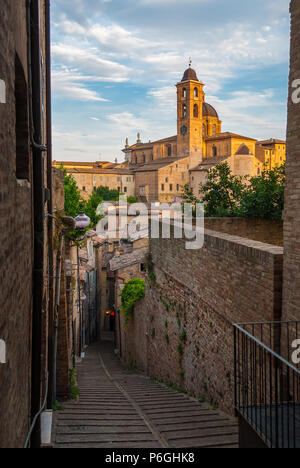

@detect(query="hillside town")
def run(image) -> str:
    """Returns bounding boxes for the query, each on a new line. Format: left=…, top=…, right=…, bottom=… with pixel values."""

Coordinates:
left=0, top=0, right=300, bottom=452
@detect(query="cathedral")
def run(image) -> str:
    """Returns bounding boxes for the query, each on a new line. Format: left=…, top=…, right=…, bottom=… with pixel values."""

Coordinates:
left=123, top=65, right=286, bottom=203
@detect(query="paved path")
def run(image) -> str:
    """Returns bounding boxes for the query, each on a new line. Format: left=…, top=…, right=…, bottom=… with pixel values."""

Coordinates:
left=52, top=338, right=238, bottom=449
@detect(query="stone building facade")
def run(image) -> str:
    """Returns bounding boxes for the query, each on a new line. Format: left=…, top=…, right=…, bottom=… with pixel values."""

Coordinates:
left=52, top=160, right=135, bottom=200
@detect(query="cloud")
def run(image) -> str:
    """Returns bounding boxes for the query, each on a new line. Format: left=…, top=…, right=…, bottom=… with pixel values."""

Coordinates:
left=52, top=43, right=130, bottom=81
left=51, top=0, right=290, bottom=160
left=52, top=69, right=109, bottom=102
left=107, top=112, right=151, bottom=132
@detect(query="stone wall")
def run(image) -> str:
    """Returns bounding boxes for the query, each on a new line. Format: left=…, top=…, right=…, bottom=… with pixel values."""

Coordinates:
left=282, top=0, right=300, bottom=323
left=120, top=229, right=283, bottom=415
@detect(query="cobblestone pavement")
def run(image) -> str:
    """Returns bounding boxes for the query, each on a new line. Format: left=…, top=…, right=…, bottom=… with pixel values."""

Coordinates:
left=52, top=337, right=238, bottom=448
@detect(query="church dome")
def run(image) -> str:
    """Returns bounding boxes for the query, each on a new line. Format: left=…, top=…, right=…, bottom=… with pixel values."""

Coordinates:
left=202, top=102, right=219, bottom=119
left=181, top=67, right=199, bottom=82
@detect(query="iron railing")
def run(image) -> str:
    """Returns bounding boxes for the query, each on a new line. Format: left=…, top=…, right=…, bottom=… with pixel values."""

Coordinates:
left=234, top=321, right=300, bottom=448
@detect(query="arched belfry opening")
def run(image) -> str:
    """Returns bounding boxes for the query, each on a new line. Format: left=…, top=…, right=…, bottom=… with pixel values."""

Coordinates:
left=194, top=104, right=199, bottom=118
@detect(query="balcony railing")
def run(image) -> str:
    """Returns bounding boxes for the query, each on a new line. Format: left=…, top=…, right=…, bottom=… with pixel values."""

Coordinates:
left=234, top=321, right=300, bottom=448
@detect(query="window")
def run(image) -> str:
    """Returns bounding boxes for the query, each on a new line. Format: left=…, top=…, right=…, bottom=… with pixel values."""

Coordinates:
left=182, top=88, right=187, bottom=98
left=177, top=184, right=180, bottom=192
left=93, top=186, right=97, bottom=191
left=165, top=177, right=169, bottom=183
left=118, top=187, right=121, bottom=192
left=117, top=177, right=121, bottom=182
left=124, top=187, right=127, bottom=193
left=181, top=173, right=185, bottom=181
left=193, top=104, right=199, bottom=118
left=183, top=105, right=187, bottom=119
left=15, top=54, right=30, bottom=180
left=203, top=124, right=206, bottom=137
left=194, top=87, right=198, bottom=98
left=82, top=175, right=86, bottom=182
left=167, top=145, right=172, bottom=157
left=100, top=176, right=103, bottom=181
left=82, top=186, right=86, bottom=192
left=106, top=177, right=110, bottom=182
left=161, top=184, right=165, bottom=191
left=170, top=184, right=173, bottom=191
left=212, top=145, right=217, bottom=157
left=212, top=124, right=217, bottom=135
left=257, top=168, right=261, bottom=175
left=140, top=263, right=147, bottom=273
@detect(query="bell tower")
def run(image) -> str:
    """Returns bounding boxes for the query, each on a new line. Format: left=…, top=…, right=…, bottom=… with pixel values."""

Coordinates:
left=176, top=63, right=205, bottom=167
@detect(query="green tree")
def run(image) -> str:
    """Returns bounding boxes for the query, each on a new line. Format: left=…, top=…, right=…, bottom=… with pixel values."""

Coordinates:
left=63, top=169, right=85, bottom=218
left=93, top=186, right=120, bottom=201
left=61, top=168, right=88, bottom=241
left=199, top=163, right=245, bottom=217
left=240, top=164, right=285, bottom=220
left=181, top=184, right=200, bottom=205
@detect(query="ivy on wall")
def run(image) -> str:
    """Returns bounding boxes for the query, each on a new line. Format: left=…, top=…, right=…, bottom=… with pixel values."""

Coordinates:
left=121, top=278, right=146, bottom=325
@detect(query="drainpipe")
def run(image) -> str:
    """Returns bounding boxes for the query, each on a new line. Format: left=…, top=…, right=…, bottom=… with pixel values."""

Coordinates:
left=77, top=247, right=82, bottom=356
left=52, top=235, right=64, bottom=404
left=45, top=0, right=55, bottom=410
left=27, top=0, right=47, bottom=448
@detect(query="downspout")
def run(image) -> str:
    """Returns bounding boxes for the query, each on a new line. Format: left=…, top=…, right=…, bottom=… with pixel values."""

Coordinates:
left=26, top=0, right=48, bottom=448
left=53, top=234, right=64, bottom=404
left=77, top=246, right=82, bottom=356
left=45, top=0, right=55, bottom=410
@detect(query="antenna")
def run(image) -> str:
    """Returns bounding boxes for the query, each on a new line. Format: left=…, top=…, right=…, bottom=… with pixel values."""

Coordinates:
left=189, top=57, right=192, bottom=68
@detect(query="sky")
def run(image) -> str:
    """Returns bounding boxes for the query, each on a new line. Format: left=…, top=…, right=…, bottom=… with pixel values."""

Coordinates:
left=51, top=0, right=291, bottom=163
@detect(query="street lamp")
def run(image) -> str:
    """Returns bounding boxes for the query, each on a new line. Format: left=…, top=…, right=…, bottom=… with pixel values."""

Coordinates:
left=75, top=212, right=91, bottom=230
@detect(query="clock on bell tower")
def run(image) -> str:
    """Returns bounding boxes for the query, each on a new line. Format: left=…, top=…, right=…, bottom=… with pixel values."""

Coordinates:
left=177, top=63, right=205, bottom=167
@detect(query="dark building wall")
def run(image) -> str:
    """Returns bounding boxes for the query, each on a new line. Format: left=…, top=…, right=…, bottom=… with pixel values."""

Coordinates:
left=282, top=0, right=300, bottom=323
left=0, top=0, right=52, bottom=448
left=0, top=0, right=34, bottom=448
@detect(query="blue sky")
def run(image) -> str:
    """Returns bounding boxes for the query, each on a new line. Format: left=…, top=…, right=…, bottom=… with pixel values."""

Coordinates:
left=51, top=0, right=291, bottom=162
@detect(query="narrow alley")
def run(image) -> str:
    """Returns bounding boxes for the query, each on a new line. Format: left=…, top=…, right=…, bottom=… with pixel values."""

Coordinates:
left=52, top=335, right=238, bottom=449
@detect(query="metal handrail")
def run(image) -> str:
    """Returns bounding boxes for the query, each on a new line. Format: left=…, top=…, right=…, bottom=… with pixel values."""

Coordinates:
left=234, top=321, right=300, bottom=448
left=234, top=323, right=300, bottom=377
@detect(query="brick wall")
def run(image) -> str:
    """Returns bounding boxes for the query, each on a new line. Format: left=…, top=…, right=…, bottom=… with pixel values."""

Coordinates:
left=120, top=228, right=283, bottom=414
left=0, top=0, right=34, bottom=448
left=0, top=0, right=52, bottom=447
left=203, top=218, right=283, bottom=246
left=282, top=0, right=300, bottom=323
